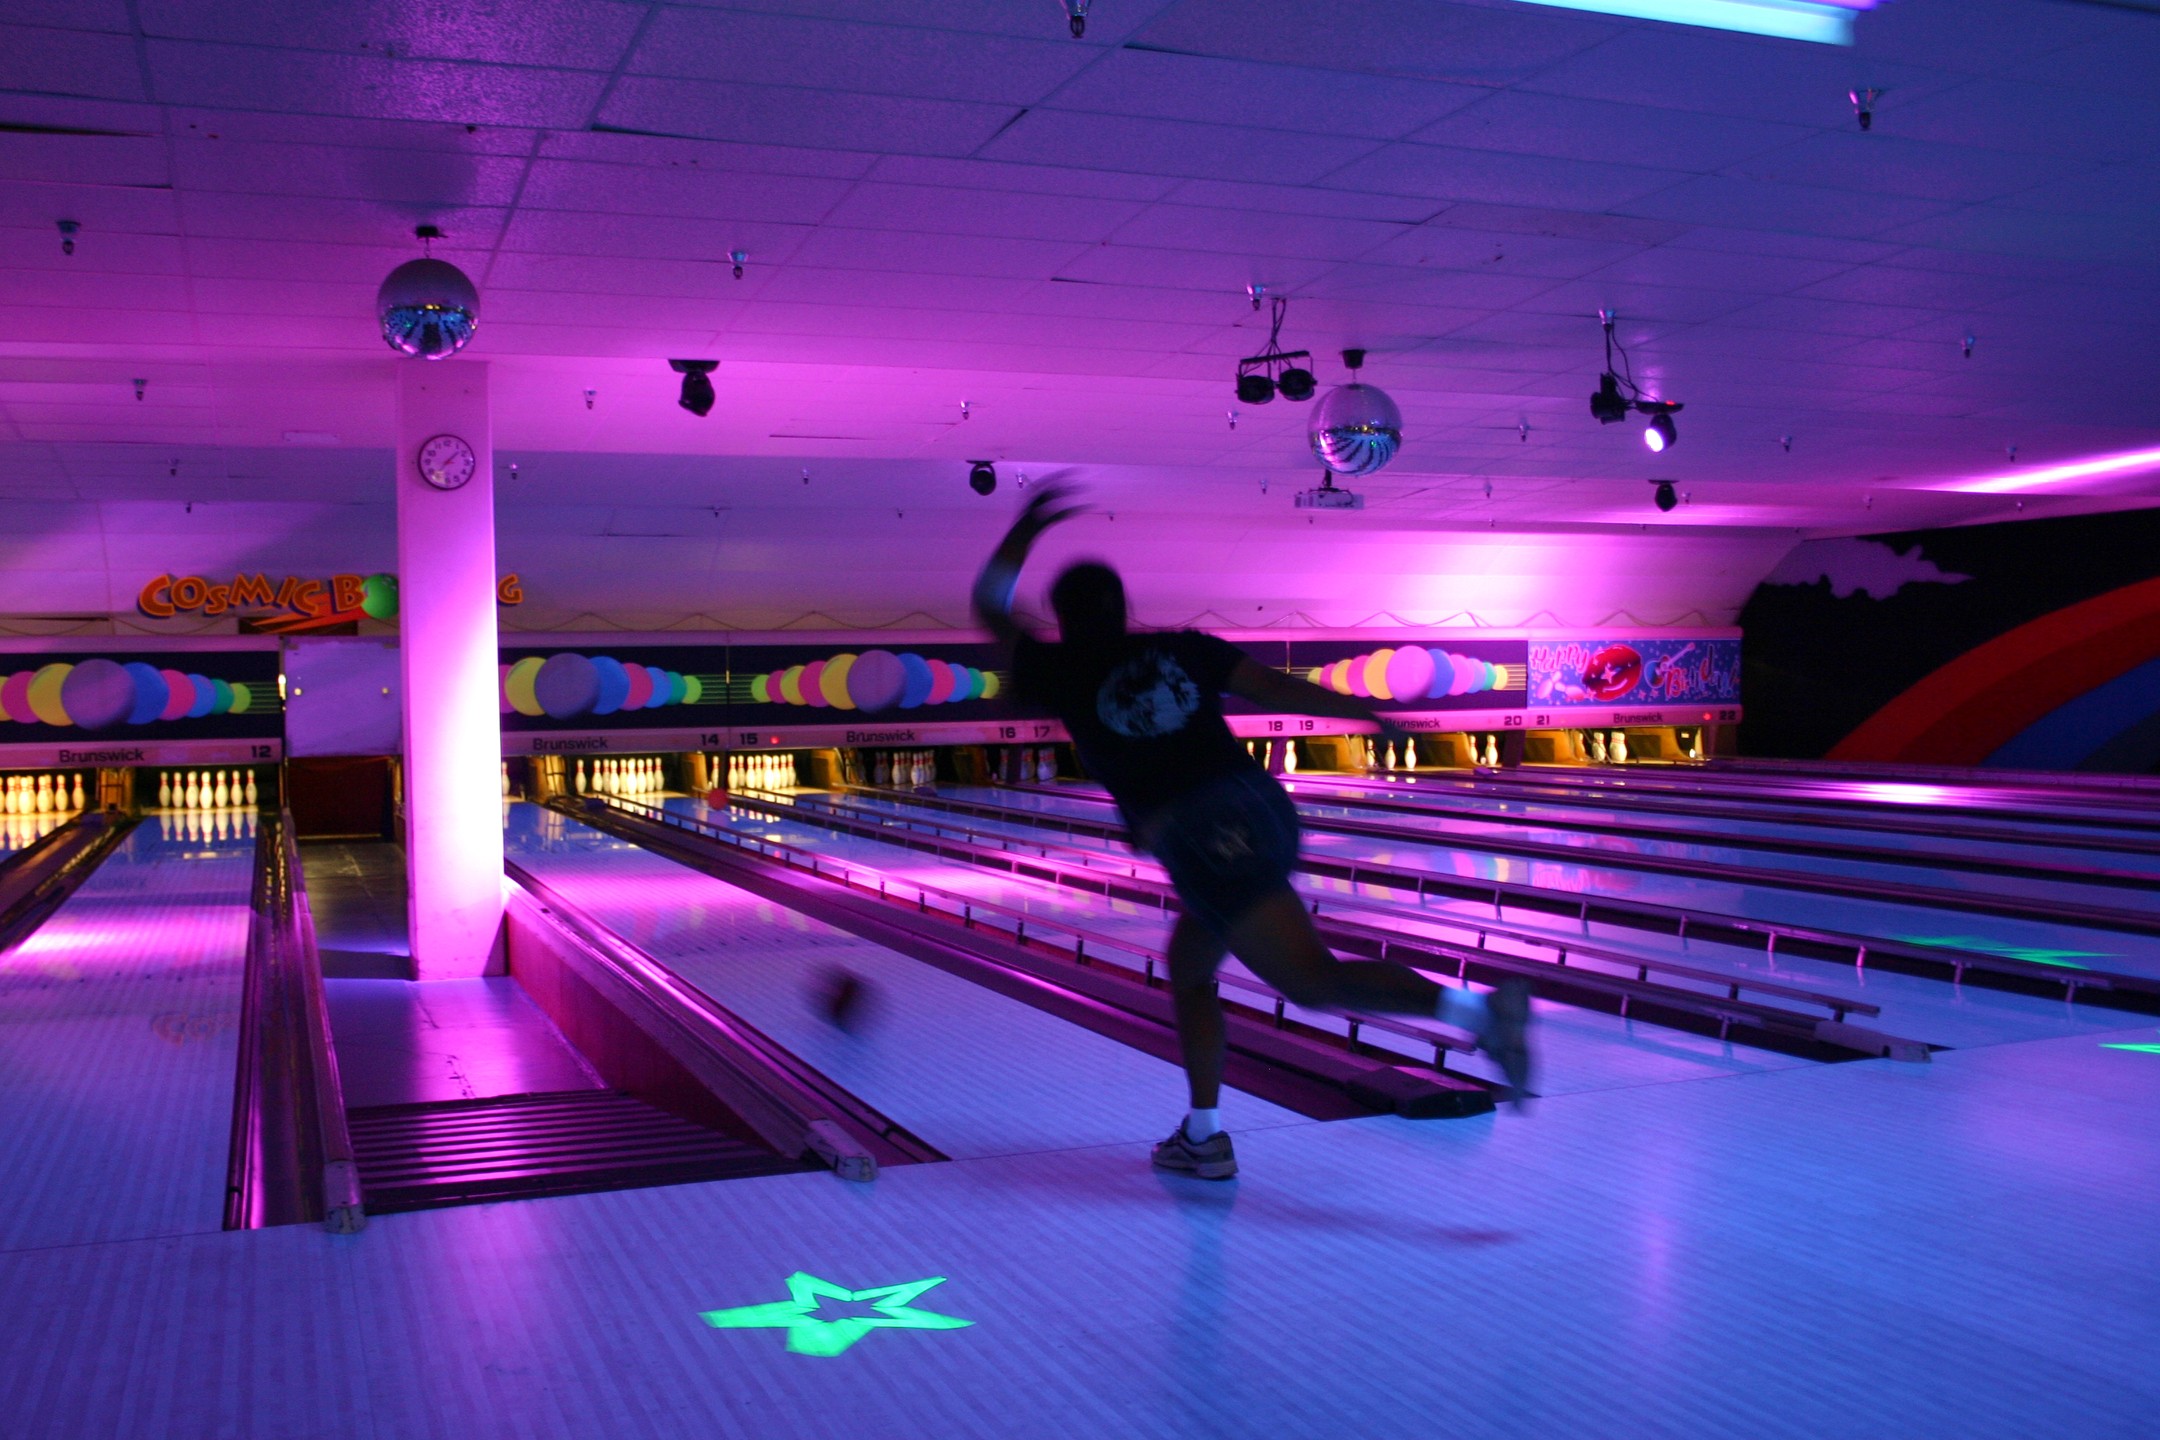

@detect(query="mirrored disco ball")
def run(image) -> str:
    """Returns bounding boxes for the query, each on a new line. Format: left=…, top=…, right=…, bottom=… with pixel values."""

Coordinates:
left=376, top=257, right=479, bottom=359
left=1308, top=382, right=1403, bottom=477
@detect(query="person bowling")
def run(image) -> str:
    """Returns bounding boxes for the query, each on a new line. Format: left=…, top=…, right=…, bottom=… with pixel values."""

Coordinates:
left=972, top=484, right=1533, bottom=1179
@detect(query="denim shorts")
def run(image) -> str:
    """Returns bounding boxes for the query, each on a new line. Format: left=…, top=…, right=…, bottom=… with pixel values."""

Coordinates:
left=1144, top=767, right=1301, bottom=936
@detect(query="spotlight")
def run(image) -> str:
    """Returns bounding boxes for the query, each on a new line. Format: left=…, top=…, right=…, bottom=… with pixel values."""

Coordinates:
left=1233, top=295, right=1315, bottom=406
left=1643, top=411, right=1678, bottom=452
left=969, top=460, right=997, bottom=496
left=1651, top=480, right=1678, bottom=512
left=1589, top=373, right=1628, bottom=425
left=670, top=359, right=718, bottom=417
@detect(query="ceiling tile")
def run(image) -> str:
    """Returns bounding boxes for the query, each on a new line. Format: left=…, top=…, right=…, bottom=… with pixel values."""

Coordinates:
left=1727, top=131, right=2083, bottom=204
left=137, top=0, right=645, bottom=70
left=979, top=109, right=1379, bottom=184
left=1412, top=89, right=1805, bottom=171
left=1047, top=46, right=1485, bottom=138
left=0, top=23, right=144, bottom=103
left=820, top=182, right=1147, bottom=242
left=1318, top=143, right=1685, bottom=210
left=145, top=41, right=607, bottom=128
left=598, top=75, right=1017, bottom=156
left=630, top=9, right=1093, bottom=105
left=1131, top=0, right=1615, bottom=85
left=1106, top=203, right=1412, bottom=261
left=1612, top=176, right=1957, bottom=240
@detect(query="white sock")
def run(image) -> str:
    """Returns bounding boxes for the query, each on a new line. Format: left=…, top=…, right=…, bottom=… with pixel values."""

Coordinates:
left=1183, top=1108, right=1222, bottom=1142
left=1436, top=986, right=1489, bottom=1033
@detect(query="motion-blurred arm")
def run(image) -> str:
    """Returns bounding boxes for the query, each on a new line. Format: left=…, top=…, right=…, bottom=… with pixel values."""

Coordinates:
left=970, top=483, right=1084, bottom=648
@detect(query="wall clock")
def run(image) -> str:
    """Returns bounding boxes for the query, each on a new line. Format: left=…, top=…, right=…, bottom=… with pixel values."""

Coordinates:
left=417, top=433, right=477, bottom=491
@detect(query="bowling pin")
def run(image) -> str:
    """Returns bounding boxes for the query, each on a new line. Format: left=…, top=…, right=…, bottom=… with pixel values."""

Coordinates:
left=71, top=773, right=86, bottom=812
left=212, top=771, right=228, bottom=808
left=1385, top=742, right=1398, bottom=771
left=1611, top=731, right=1628, bottom=763
left=245, top=770, right=259, bottom=807
left=158, top=771, right=172, bottom=808
left=1284, top=742, right=1298, bottom=774
left=1405, top=737, right=1419, bottom=770
left=36, top=774, right=52, bottom=814
left=1590, top=732, right=1607, bottom=764
left=1038, top=748, right=1054, bottom=783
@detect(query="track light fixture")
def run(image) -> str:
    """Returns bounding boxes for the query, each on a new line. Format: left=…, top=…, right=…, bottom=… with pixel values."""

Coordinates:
left=1061, top=0, right=1090, bottom=37
left=968, top=460, right=997, bottom=496
left=1651, top=479, right=1678, bottom=513
left=1588, top=312, right=1682, bottom=452
left=670, top=359, right=718, bottom=417
left=1642, top=409, right=1678, bottom=453
left=1234, top=295, right=1315, bottom=407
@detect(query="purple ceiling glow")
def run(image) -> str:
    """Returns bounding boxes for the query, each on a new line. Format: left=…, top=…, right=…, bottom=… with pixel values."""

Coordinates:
left=0, top=0, right=2155, bottom=632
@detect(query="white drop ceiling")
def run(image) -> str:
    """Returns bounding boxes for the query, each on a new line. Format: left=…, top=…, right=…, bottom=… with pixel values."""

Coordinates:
left=1, top=0, right=2157, bottom=629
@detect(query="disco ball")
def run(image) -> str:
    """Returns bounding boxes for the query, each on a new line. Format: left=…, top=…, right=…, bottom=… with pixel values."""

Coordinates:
left=376, top=257, right=479, bottom=359
left=1308, top=382, right=1402, bottom=477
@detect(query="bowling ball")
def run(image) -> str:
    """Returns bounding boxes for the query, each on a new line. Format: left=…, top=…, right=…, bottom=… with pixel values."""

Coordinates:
left=360, top=573, right=399, bottom=621
left=815, top=967, right=874, bottom=1032
left=60, top=658, right=132, bottom=730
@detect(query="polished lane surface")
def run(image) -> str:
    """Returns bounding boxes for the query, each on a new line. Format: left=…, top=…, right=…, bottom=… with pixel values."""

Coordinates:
left=0, top=813, right=256, bottom=1251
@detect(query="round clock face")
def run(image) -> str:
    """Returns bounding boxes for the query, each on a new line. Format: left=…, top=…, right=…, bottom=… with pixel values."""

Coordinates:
left=417, top=433, right=477, bottom=491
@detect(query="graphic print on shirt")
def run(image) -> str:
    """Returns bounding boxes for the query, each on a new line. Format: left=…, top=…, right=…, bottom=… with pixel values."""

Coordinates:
left=1097, top=649, right=1202, bottom=738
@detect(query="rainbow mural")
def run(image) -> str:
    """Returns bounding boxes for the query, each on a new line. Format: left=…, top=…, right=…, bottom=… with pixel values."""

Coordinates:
left=0, top=659, right=267, bottom=731
left=1306, top=646, right=1519, bottom=703
left=501, top=653, right=710, bottom=720
left=1833, top=575, right=2160, bottom=769
left=750, top=650, right=1002, bottom=712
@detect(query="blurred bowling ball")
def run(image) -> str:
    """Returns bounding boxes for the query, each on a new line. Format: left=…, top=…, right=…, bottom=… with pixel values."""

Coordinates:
left=816, top=967, right=873, bottom=1032
left=704, top=787, right=729, bottom=808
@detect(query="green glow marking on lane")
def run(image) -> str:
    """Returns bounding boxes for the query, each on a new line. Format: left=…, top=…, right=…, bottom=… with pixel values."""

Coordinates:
left=699, top=1272, right=973, bottom=1356
left=1892, top=935, right=2108, bottom=969
left=2102, top=1043, right=2160, bottom=1054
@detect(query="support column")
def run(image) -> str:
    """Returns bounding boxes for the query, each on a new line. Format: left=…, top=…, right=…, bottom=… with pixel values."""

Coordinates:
left=394, top=362, right=503, bottom=980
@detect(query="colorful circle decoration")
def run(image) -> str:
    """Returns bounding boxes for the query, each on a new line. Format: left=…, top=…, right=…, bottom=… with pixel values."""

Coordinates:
left=509, top=653, right=706, bottom=722
left=0, top=659, right=257, bottom=731
left=751, top=651, right=1005, bottom=715
left=1310, top=647, right=1515, bottom=704
left=360, top=572, right=399, bottom=622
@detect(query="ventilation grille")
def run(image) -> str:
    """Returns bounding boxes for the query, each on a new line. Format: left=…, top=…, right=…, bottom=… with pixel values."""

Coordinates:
left=348, top=1089, right=804, bottom=1213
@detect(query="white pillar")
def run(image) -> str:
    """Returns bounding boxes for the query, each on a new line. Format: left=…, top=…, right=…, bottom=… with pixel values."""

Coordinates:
left=395, top=361, right=503, bottom=979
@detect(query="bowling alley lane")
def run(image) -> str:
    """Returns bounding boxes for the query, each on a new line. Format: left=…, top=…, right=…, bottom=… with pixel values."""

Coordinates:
left=0, top=814, right=257, bottom=1252
left=935, top=784, right=2160, bottom=985
left=774, top=788, right=2140, bottom=1052
left=501, top=803, right=1306, bottom=1159
left=656, top=796, right=1823, bottom=1098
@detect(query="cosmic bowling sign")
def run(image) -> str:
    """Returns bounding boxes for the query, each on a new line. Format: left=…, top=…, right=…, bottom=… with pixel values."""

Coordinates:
left=138, top=570, right=523, bottom=633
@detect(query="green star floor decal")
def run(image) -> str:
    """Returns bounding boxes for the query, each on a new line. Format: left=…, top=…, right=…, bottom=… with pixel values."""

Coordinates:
left=699, top=1272, right=973, bottom=1356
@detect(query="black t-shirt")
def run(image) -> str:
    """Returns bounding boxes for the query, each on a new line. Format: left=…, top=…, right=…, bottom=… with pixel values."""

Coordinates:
left=1012, top=629, right=1257, bottom=825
